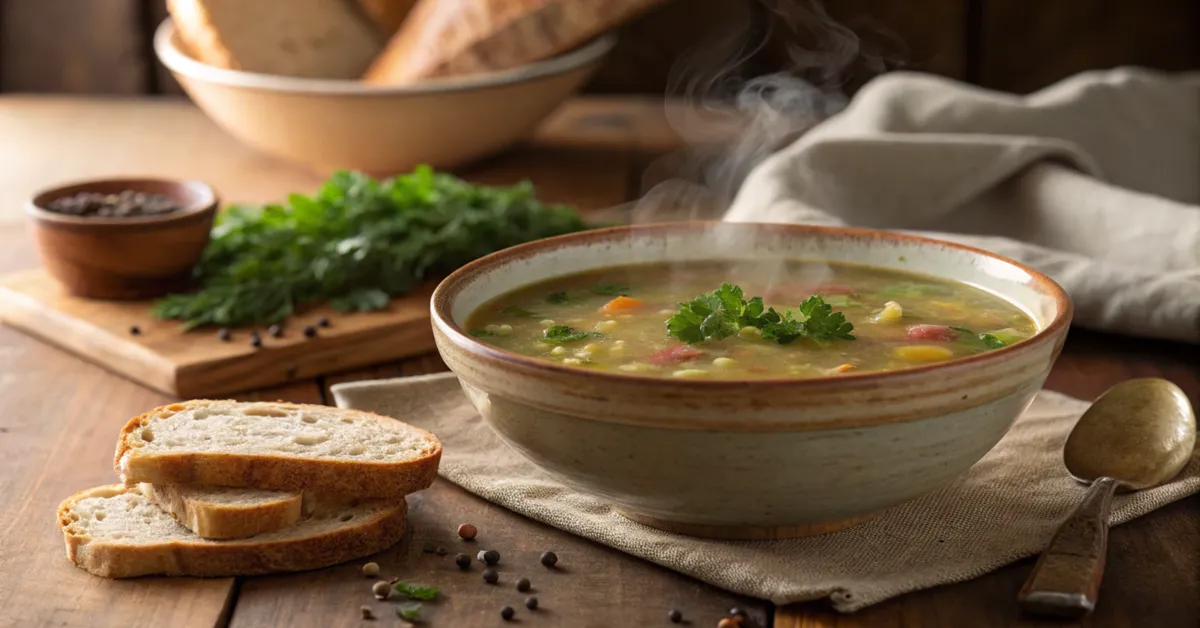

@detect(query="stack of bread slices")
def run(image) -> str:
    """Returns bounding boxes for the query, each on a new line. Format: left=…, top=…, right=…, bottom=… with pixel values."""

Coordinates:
left=57, top=400, right=442, bottom=578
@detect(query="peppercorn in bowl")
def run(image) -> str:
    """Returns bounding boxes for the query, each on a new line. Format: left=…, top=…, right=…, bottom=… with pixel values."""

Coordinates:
left=26, top=177, right=218, bottom=299
left=431, top=222, right=1072, bottom=539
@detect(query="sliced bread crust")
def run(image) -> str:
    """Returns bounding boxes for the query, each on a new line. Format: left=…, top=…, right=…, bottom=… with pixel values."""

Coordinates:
left=58, top=485, right=406, bottom=578
left=114, top=400, right=441, bottom=500
left=140, top=483, right=303, bottom=540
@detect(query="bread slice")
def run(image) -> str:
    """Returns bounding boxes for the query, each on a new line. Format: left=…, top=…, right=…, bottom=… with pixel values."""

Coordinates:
left=115, top=400, right=441, bottom=500
left=168, top=0, right=383, bottom=79
left=364, top=0, right=667, bottom=84
left=140, top=483, right=303, bottom=540
left=58, top=485, right=406, bottom=578
left=351, top=0, right=419, bottom=37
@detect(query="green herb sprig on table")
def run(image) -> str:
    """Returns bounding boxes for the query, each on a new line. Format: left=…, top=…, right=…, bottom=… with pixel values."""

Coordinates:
left=666, top=283, right=856, bottom=345
left=153, top=167, right=589, bottom=330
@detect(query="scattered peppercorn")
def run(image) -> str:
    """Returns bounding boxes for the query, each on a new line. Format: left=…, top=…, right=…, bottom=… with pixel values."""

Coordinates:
left=250, top=332, right=262, bottom=348
left=524, top=596, right=538, bottom=610
left=217, top=328, right=231, bottom=342
left=668, top=609, right=683, bottom=623
left=539, top=551, right=558, bottom=568
left=371, top=581, right=391, bottom=600
left=482, top=568, right=499, bottom=584
left=361, top=562, right=380, bottom=577
left=729, top=607, right=746, bottom=618
left=303, top=325, right=317, bottom=338
left=435, top=546, right=448, bottom=556
left=516, top=577, right=531, bottom=593
left=45, top=190, right=183, bottom=218
left=457, top=523, right=478, bottom=540
left=500, top=606, right=515, bottom=621
left=129, top=325, right=141, bottom=335
left=718, top=617, right=742, bottom=628
left=317, top=317, right=331, bottom=328
left=455, top=553, right=471, bottom=570
left=268, top=324, right=282, bottom=338
left=483, top=549, right=500, bottom=565
left=359, top=605, right=373, bottom=620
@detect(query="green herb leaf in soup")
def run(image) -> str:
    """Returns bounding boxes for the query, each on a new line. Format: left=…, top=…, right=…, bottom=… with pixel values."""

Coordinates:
left=546, top=291, right=570, bottom=304
left=543, top=325, right=601, bottom=344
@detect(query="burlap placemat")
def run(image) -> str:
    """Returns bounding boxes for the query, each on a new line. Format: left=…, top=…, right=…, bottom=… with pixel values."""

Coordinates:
left=333, top=372, right=1200, bottom=612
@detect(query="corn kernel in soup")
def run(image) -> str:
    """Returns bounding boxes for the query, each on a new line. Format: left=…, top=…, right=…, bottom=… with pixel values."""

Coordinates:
left=465, top=261, right=1036, bottom=379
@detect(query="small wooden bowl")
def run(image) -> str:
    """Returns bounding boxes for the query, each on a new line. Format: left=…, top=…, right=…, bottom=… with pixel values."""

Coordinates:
left=25, top=178, right=218, bottom=300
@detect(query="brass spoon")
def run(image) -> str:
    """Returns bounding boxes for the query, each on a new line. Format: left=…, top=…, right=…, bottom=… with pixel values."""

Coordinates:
left=1017, top=378, right=1196, bottom=618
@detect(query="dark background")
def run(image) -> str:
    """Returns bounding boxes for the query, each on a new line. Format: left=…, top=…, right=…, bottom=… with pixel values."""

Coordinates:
left=1, top=0, right=1197, bottom=96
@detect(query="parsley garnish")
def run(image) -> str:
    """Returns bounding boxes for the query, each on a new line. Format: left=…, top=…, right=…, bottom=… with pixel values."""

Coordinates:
left=543, top=325, right=600, bottom=344
left=397, top=602, right=422, bottom=620
left=666, top=283, right=855, bottom=345
left=951, top=326, right=1006, bottom=349
left=153, top=167, right=589, bottom=330
left=499, top=306, right=536, bottom=317
left=393, top=582, right=438, bottom=601
left=589, top=283, right=631, bottom=297
left=546, top=291, right=570, bottom=304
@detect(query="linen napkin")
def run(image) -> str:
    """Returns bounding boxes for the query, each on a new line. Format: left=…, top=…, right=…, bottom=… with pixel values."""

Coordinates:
left=725, top=67, right=1200, bottom=343
left=333, top=372, right=1200, bottom=611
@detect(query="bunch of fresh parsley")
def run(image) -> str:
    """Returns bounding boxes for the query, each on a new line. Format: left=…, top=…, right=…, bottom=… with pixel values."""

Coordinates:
left=153, top=167, right=589, bottom=329
left=666, top=283, right=855, bottom=345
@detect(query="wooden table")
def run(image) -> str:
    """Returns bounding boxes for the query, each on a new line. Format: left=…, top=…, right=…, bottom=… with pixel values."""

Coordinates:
left=0, top=97, right=1196, bottom=628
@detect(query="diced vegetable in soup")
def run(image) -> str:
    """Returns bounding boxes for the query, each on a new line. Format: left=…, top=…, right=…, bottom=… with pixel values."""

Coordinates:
left=465, top=261, right=1037, bottom=379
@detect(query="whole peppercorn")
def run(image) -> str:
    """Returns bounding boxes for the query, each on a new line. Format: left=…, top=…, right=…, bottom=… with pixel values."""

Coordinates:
left=524, top=596, right=538, bottom=610
left=729, top=607, right=746, bottom=618
left=500, top=606, right=515, bottom=621
left=455, top=553, right=471, bottom=570
left=539, top=551, right=558, bottom=568
left=361, top=562, right=380, bottom=577
left=303, top=325, right=317, bottom=339
left=435, top=546, right=448, bottom=556
left=217, top=328, right=231, bottom=342
left=371, top=581, right=391, bottom=600
left=317, top=317, right=331, bottom=328
left=457, top=523, right=477, bottom=540
left=482, top=568, right=499, bottom=584
left=668, top=609, right=683, bottom=623
left=482, top=549, right=500, bottom=565
left=359, top=605, right=373, bottom=620
left=129, top=325, right=141, bottom=336
left=267, top=324, right=282, bottom=338
left=516, top=577, right=531, bottom=592
left=250, top=332, right=262, bottom=348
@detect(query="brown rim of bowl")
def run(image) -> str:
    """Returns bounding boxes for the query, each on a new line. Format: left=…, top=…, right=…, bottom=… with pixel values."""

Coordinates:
left=154, top=18, right=617, bottom=96
left=26, top=177, right=218, bottom=228
left=431, top=221, right=1073, bottom=391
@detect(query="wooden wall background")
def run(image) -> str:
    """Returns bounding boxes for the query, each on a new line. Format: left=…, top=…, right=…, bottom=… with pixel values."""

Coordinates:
left=0, top=0, right=1196, bottom=97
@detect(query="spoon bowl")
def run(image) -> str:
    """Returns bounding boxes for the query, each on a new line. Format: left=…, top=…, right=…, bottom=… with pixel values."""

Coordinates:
left=1064, top=378, right=1196, bottom=489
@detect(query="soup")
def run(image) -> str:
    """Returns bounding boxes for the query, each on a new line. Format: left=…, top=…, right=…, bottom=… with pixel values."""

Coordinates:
left=464, top=260, right=1036, bottom=379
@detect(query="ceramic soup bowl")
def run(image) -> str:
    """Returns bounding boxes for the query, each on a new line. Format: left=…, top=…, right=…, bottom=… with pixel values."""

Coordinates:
left=431, top=222, right=1072, bottom=539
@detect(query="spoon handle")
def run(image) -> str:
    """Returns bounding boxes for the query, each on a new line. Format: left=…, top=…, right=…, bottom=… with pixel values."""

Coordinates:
left=1017, top=476, right=1118, bottom=618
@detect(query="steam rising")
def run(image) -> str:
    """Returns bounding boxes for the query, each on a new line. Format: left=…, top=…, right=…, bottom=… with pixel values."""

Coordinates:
left=629, top=0, right=900, bottom=223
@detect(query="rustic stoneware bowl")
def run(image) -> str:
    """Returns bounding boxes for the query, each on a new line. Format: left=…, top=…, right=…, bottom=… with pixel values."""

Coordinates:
left=154, top=19, right=615, bottom=175
left=26, top=178, right=217, bottom=300
left=431, top=222, right=1073, bottom=539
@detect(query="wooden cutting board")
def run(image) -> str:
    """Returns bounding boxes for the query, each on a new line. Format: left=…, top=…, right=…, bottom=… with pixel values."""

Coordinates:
left=0, top=269, right=438, bottom=396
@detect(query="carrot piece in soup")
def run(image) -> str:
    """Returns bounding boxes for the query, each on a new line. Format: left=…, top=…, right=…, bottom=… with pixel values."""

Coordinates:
left=601, top=296, right=645, bottom=313
left=647, top=345, right=705, bottom=365
left=834, top=363, right=856, bottom=372
left=906, top=324, right=958, bottom=341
